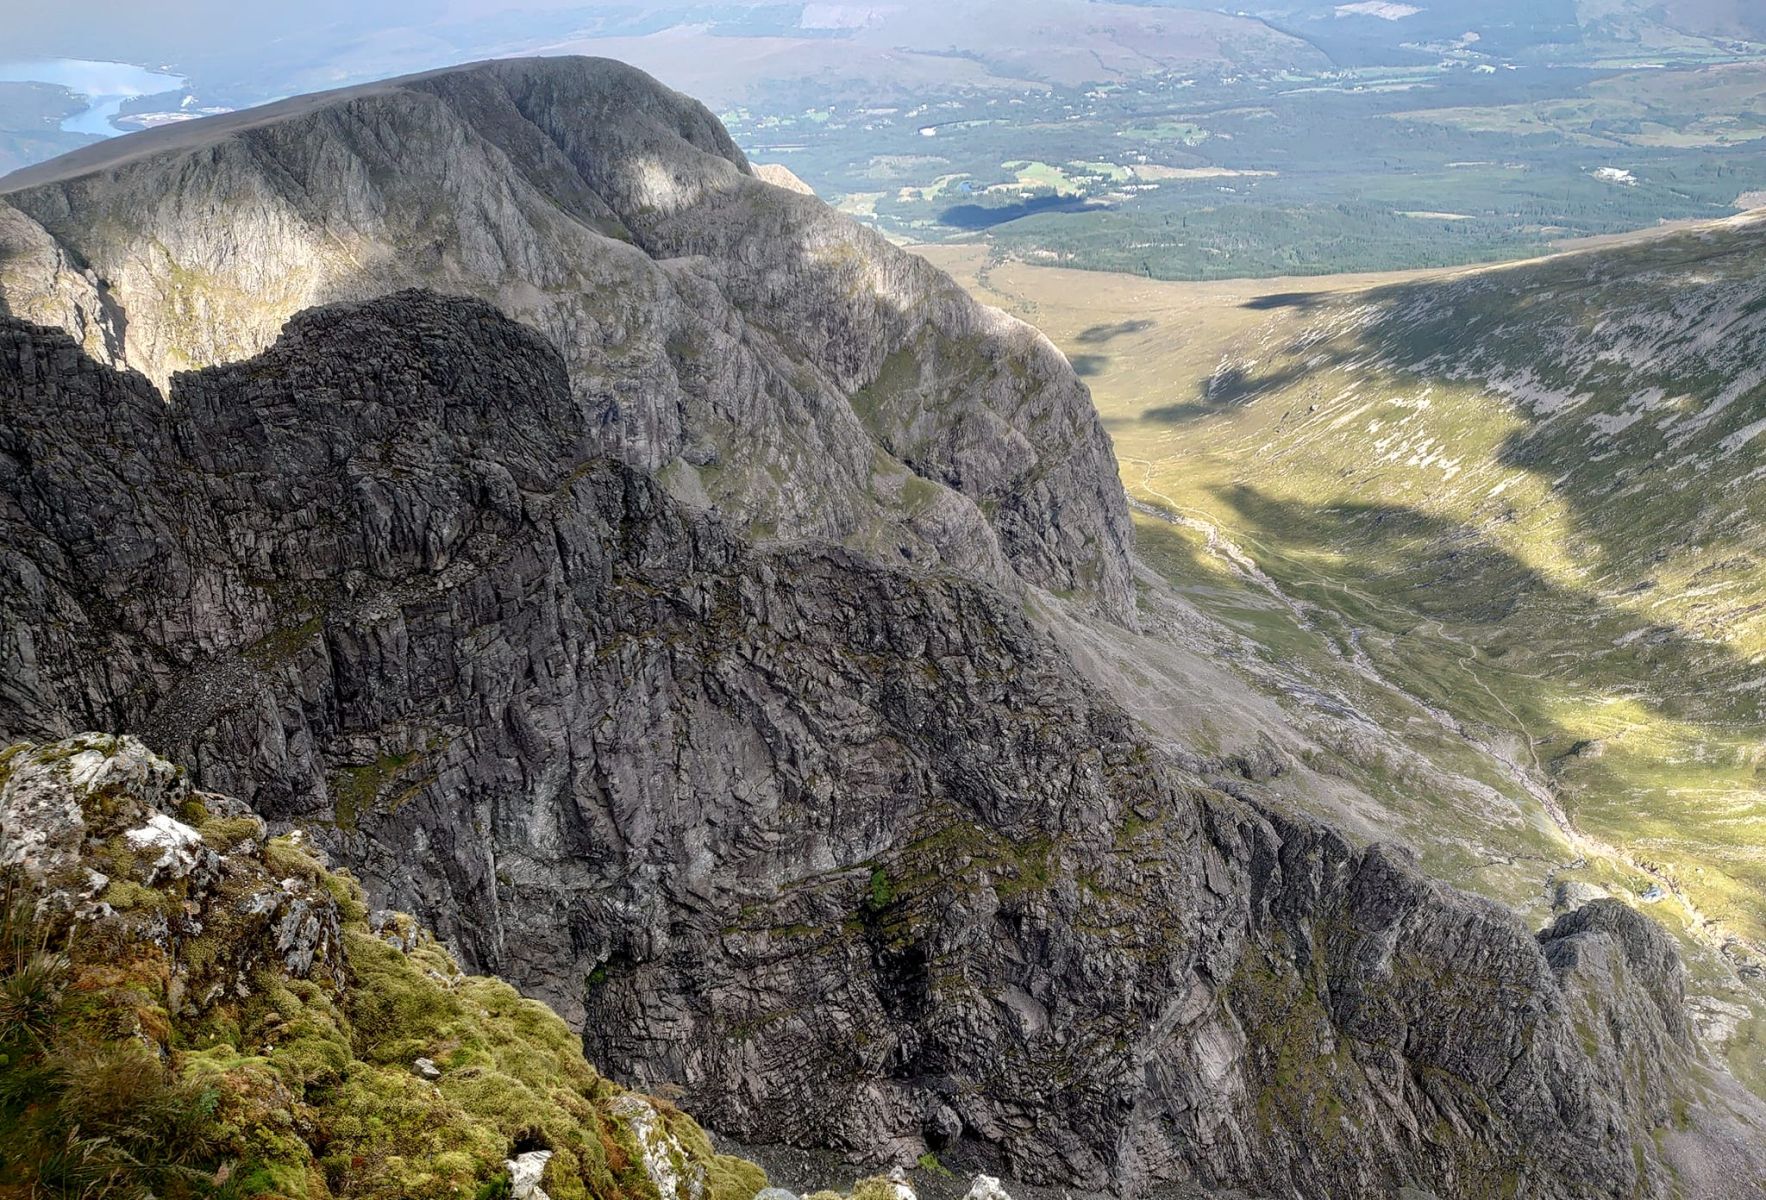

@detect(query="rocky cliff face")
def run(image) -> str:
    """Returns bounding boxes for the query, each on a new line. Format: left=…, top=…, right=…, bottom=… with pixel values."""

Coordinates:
left=3, top=293, right=1762, bottom=1198
left=0, top=56, right=1133, bottom=621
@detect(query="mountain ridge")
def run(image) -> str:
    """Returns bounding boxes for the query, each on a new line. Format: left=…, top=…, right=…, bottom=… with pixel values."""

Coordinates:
left=4, top=279, right=1765, bottom=1197
left=0, top=54, right=1135, bottom=624
left=916, top=202, right=1766, bottom=1102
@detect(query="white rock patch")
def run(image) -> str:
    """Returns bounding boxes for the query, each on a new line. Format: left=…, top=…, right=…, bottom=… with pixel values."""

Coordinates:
left=124, top=811, right=202, bottom=853
left=964, top=1176, right=1014, bottom=1200
left=611, top=1095, right=706, bottom=1200
left=124, top=812, right=205, bottom=880
left=506, top=1149, right=553, bottom=1200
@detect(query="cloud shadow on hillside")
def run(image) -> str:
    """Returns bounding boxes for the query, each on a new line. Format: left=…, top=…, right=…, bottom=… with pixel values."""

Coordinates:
left=1142, top=361, right=1312, bottom=424
left=1242, top=291, right=1330, bottom=311
left=937, top=194, right=1103, bottom=231
left=1196, top=469, right=1764, bottom=732
left=1076, top=318, right=1155, bottom=344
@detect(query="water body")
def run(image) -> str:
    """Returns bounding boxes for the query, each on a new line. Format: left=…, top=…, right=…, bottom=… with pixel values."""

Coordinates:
left=0, top=59, right=186, bottom=136
left=937, top=194, right=1102, bottom=231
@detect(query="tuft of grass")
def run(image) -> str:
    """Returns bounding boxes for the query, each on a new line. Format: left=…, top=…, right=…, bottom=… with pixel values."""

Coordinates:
left=867, top=867, right=896, bottom=911
left=1, top=877, right=229, bottom=1200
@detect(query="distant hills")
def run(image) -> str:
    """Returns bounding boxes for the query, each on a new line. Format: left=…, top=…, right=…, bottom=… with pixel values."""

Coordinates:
left=8, top=1, right=1766, bottom=277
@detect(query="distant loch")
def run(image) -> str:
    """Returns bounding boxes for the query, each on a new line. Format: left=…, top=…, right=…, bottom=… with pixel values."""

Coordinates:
left=0, top=58, right=185, bottom=136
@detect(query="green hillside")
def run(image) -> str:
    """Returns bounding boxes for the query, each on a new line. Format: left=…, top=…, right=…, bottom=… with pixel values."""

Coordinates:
left=1116, top=214, right=1766, bottom=1088
left=925, top=212, right=1766, bottom=1097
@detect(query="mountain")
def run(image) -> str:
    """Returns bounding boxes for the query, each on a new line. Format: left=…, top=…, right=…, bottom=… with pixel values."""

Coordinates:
left=3, top=54, right=1766, bottom=1199
left=0, top=56, right=1133, bottom=623
left=529, top=3, right=1330, bottom=107
left=1575, top=0, right=1766, bottom=50
left=1214, top=0, right=1766, bottom=67
left=2, top=3, right=1330, bottom=117
left=6, top=283, right=1763, bottom=1198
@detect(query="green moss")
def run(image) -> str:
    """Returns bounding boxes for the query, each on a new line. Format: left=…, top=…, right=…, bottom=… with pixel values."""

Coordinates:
left=995, top=836, right=1057, bottom=898
left=476, top=1174, right=515, bottom=1200
left=102, top=876, right=169, bottom=913
left=199, top=813, right=265, bottom=853
left=851, top=345, right=922, bottom=438
left=330, top=750, right=423, bottom=832
left=261, top=833, right=330, bottom=885
left=849, top=1177, right=905, bottom=1200
left=320, top=867, right=371, bottom=924
left=245, top=615, right=323, bottom=669
left=661, top=1104, right=767, bottom=1200
left=915, top=1151, right=953, bottom=1178
left=1, top=735, right=771, bottom=1200
left=868, top=867, right=896, bottom=911
left=900, top=475, right=942, bottom=516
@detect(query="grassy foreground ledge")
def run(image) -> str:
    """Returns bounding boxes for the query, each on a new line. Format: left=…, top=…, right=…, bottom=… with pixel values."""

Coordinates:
left=0, top=734, right=767, bottom=1200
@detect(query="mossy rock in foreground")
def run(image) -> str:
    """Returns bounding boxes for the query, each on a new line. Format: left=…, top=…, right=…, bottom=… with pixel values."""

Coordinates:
left=0, top=733, right=767, bottom=1200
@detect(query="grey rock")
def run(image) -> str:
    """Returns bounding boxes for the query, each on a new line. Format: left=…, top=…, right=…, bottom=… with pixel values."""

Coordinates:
left=0, top=295, right=1760, bottom=1198
left=923, top=1100, right=963, bottom=1149
left=506, top=1149, right=554, bottom=1200
left=753, top=164, right=816, bottom=196
left=122, top=812, right=206, bottom=884
left=1552, top=880, right=1609, bottom=911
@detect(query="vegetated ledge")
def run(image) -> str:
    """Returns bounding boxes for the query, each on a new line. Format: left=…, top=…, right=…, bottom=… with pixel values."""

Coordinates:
left=0, top=732, right=768, bottom=1200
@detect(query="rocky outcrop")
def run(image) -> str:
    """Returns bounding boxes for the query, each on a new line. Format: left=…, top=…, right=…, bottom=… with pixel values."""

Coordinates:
left=0, top=56, right=1133, bottom=620
left=753, top=164, right=816, bottom=196
left=2, top=295, right=1761, bottom=1198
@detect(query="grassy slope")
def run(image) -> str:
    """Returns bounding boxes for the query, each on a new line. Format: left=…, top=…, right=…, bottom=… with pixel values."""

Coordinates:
left=920, top=218, right=1766, bottom=1095
left=0, top=735, right=768, bottom=1200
